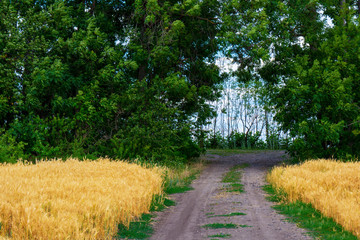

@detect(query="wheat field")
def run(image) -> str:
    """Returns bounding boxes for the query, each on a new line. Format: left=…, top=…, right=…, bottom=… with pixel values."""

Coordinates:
left=267, top=159, right=360, bottom=238
left=0, top=158, right=163, bottom=239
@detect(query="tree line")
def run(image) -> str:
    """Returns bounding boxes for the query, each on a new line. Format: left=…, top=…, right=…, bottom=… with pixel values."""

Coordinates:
left=204, top=77, right=287, bottom=150
left=1, top=0, right=359, bottom=163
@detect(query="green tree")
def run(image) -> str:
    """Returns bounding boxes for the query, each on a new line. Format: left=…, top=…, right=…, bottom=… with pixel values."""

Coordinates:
left=0, top=0, right=224, bottom=163
left=259, top=0, right=360, bottom=160
left=220, top=0, right=360, bottom=160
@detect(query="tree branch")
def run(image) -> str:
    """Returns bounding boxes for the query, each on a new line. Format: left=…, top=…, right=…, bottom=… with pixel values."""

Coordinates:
left=178, top=14, right=218, bottom=25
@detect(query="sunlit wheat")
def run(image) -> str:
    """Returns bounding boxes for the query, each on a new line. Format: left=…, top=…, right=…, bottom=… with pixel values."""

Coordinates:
left=0, top=158, right=163, bottom=239
left=267, top=159, right=360, bottom=238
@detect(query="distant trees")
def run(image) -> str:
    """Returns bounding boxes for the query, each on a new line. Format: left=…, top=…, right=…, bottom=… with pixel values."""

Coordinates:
left=205, top=78, right=287, bottom=150
left=203, top=0, right=288, bottom=150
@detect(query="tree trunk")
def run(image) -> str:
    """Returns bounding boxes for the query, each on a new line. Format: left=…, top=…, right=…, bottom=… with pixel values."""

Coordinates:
left=213, top=106, right=217, bottom=138
left=341, top=0, right=347, bottom=26
left=138, top=65, right=147, bottom=81
left=308, top=5, right=318, bottom=54
left=227, top=91, right=230, bottom=139
left=265, top=109, right=269, bottom=148
left=199, top=125, right=204, bottom=150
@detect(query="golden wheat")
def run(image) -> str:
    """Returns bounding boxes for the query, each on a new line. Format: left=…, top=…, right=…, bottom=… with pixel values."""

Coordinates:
left=267, top=159, right=360, bottom=238
left=0, top=158, right=163, bottom=239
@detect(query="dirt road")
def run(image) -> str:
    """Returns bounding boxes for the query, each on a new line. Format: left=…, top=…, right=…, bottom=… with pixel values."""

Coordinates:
left=151, top=151, right=313, bottom=240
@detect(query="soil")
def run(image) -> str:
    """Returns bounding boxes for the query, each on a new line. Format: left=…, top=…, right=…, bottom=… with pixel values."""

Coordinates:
left=151, top=151, right=313, bottom=240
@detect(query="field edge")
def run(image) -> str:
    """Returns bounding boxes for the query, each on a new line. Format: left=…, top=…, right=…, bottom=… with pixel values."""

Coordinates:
left=262, top=184, right=358, bottom=240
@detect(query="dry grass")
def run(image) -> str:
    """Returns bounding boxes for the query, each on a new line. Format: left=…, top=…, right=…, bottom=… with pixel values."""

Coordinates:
left=267, top=159, right=360, bottom=238
left=0, top=158, right=163, bottom=239
left=163, top=161, right=204, bottom=182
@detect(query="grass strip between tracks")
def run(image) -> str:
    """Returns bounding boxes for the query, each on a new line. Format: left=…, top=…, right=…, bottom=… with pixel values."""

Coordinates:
left=222, top=163, right=249, bottom=193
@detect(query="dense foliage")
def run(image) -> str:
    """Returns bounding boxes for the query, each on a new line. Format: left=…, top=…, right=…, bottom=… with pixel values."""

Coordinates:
left=269, top=0, right=360, bottom=160
left=223, top=0, right=360, bottom=160
left=0, top=0, right=222, bottom=163
left=1, top=0, right=359, bottom=163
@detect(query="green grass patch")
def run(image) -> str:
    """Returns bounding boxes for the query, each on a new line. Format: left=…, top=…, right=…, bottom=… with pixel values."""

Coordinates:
left=226, top=183, right=244, bottom=193
left=165, top=185, right=194, bottom=194
left=221, top=164, right=248, bottom=193
left=117, top=213, right=153, bottom=239
left=222, top=164, right=248, bottom=183
left=222, top=169, right=241, bottom=183
left=239, top=224, right=252, bottom=228
left=263, top=184, right=357, bottom=240
left=262, top=185, right=287, bottom=202
left=118, top=195, right=175, bottom=239
left=161, top=198, right=176, bottom=208
left=209, top=212, right=246, bottom=218
left=206, top=212, right=215, bottom=216
left=208, top=233, right=231, bottom=238
left=202, top=223, right=238, bottom=229
left=164, top=165, right=201, bottom=194
left=149, top=195, right=176, bottom=212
